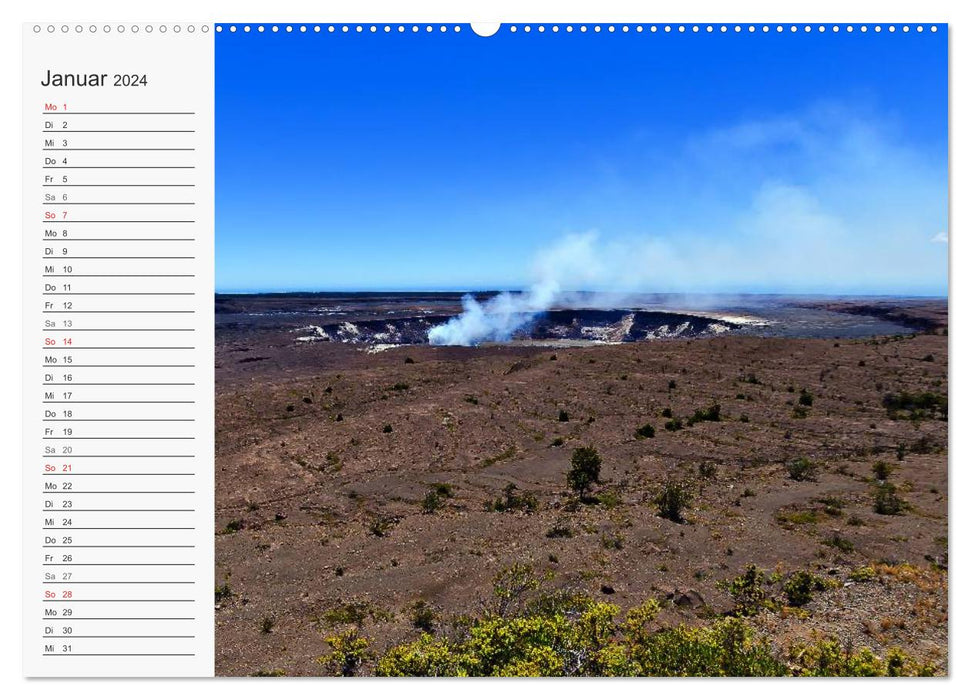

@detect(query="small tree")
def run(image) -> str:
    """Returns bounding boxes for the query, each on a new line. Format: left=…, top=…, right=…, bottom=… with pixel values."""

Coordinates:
left=874, top=482, right=907, bottom=515
left=567, top=446, right=602, bottom=499
left=655, top=480, right=692, bottom=523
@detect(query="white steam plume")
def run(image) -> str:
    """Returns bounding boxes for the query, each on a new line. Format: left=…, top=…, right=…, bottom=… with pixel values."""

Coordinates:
left=427, top=233, right=602, bottom=346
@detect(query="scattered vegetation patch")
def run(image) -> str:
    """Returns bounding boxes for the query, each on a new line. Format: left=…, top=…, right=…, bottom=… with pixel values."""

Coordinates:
left=786, top=457, right=818, bottom=482
left=596, top=488, right=622, bottom=509
left=822, top=533, right=855, bottom=553
left=600, top=532, right=624, bottom=550
left=882, top=391, right=947, bottom=421
left=220, top=519, right=244, bottom=535
left=487, top=482, right=539, bottom=514
left=698, top=463, right=718, bottom=480
left=849, top=566, right=877, bottom=583
left=369, top=564, right=927, bottom=677
left=317, top=600, right=393, bottom=627
left=483, top=445, right=517, bottom=467
left=634, top=423, right=656, bottom=439
left=687, top=403, right=721, bottom=426
left=776, top=508, right=819, bottom=528
left=422, top=483, right=455, bottom=514
left=369, top=516, right=399, bottom=537
left=664, top=417, right=684, bottom=432
left=545, top=522, right=574, bottom=539
left=817, top=496, right=844, bottom=517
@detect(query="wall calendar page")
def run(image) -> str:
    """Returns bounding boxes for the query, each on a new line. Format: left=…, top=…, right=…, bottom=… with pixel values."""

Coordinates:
left=18, top=10, right=952, bottom=686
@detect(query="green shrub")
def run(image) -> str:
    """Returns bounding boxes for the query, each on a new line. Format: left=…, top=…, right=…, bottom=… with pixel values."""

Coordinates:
left=882, top=391, right=947, bottom=420
left=567, top=447, right=602, bottom=499
left=409, top=600, right=437, bottom=632
left=634, top=423, right=655, bottom=439
left=361, top=565, right=935, bottom=677
left=422, top=490, right=447, bottom=513
left=664, top=418, right=683, bottom=432
left=849, top=566, right=876, bottom=582
left=431, top=482, right=454, bottom=497
left=872, top=461, right=895, bottom=481
left=776, top=509, right=818, bottom=527
left=874, top=482, right=907, bottom=515
left=596, top=489, right=622, bottom=509
left=221, top=519, right=243, bottom=534
left=687, top=403, right=721, bottom=426
left=654, top=480, right=692, bottom=523
left=798, top=389, right=814, bottom=406
left=726, top=565, right=768, bottom=617
left=698, top=463, right=718, bottom=480
left=783, top=571, right=826, bottom=607
left=818, top=496, right=844, bottom=517
left=488, top=483, right=539, bottom=513
left=822, top=533, right=854, bottom=553
left=369, top=516, right=397, bottom=537
left=545, top=523, right=573, bottom=539
left=788, top=640, right=935, bottom=677
left=558, top=409, right=570, bottom=422
left=374, top=592, right=790, bottom=677
left=214, top=582, right=233, bottom=604
left=318, top=629, right=371, bottom=676
left=600, top=533, right=624, bottom=550
left=786, top=458, right=818, bottom=482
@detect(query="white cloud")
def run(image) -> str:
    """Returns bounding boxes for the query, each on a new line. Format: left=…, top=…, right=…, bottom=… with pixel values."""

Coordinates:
left=931, top=231, right=948, bottom=244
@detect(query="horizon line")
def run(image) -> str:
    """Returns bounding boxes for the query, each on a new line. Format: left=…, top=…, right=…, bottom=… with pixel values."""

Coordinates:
left=214, top=288, right=948, bottom=299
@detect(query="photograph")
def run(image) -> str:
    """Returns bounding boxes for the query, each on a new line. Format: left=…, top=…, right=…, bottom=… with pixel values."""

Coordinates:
left=212, top=24, right=948, bottom=676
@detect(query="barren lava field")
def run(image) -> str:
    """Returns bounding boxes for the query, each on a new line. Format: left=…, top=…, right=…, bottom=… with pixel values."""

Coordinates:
left=214, top=297, right=948, bottom=676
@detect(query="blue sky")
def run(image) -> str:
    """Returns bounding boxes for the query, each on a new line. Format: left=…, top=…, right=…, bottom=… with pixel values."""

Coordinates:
left=216, top=25, right=948, bottom=294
